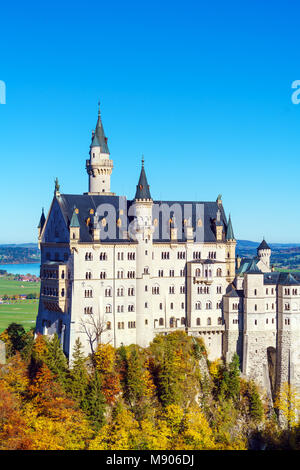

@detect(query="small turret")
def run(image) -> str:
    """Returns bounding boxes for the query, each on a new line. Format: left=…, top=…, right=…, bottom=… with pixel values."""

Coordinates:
left=86, top=102, right=114, bottom=195
left=257, top=238, right=271, bottom=271
left=135, top=158, right=152, bottom=201
left=70, top=207, right=80, bottom=243
left=38, top=208, right=46, bottom=248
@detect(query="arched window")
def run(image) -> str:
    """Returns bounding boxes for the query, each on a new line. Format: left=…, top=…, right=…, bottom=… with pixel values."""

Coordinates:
left=195, top=268, right=201, bottom=277
left=217, top=268, right=222, bottom=277
left=207, top=317, right=211, bottom=326
left=159, top=318, right=164, bottom=326
left=196, top=318, right=201, bottom=326
left=106, top=305, right=112, bottom=313
left=170, top=317, right=176, bottom=328
left=181, top=317, right=185, bottom=325
left=195, top=301, right=201, bottom=310
left=206, top=301, right=212, bottom=310
left=218, top=317, right=222, bottom=325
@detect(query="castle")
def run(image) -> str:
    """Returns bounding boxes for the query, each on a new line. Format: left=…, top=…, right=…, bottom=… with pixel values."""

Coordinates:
left=35, top=104, right=300, bottom=398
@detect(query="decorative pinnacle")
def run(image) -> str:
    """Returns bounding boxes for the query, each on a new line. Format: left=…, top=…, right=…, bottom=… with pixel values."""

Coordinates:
left=141, top=155, right=144, bottom=167
left=98, top=100, right=101, bottom=117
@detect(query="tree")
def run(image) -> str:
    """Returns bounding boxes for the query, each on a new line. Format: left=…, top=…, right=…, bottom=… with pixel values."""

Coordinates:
left=82, top=370, right=106, bottom=431
left=68, top=338, right=89, bottom=407
left=44, top=334, right=68, bottom=389
left=78, top=314, right=109, bottom=355
left=274, top=382, right=300, bottom=429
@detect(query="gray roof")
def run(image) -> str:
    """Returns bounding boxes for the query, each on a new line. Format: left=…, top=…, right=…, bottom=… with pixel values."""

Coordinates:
left=263, top=271, right=300, bottom=286
left=135, top=161, right=151, bottom=200
left=55, top=193, right=232, bottom=244
left=226, top=214, right=235, bottom=240
left=38, top=208, right=46, bottom=229
left=90, top=105, right=109, bottom=154
left=246, top=258, right=262, bottom=274
left=257, top=239, right=271, bottom=251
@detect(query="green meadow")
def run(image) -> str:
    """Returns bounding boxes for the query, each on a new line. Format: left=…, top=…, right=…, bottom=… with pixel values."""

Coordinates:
left=0, top=277, right=40, bottom=333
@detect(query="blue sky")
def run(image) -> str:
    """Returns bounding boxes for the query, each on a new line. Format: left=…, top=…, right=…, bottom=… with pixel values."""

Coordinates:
left=1, top=0, right=300, bottom=243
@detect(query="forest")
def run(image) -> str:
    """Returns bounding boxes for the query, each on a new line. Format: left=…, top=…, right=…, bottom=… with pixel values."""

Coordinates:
left=0, top=325, right=299, bottom=451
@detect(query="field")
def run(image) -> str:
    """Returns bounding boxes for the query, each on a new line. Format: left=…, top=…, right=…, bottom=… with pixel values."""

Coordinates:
left=0, top=278, right=40, bottom=297
left=0, top=277, right=40, bottom=333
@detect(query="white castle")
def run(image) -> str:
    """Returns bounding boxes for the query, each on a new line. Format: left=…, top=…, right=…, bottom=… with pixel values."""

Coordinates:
left=35, top=104, right=300, bottom=398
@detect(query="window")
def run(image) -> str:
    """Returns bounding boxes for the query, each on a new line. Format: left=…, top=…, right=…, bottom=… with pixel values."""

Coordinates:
left=117, top=287, right=124, bottom=297
left=254, top=304, right=257, bottom=311
left=86, top=272, right=92, bottom=280
left=254, top=289, right=257, bottom=296
left=105, top=287, right=112, bottom=297
left=145, top=319, right=148, bottom=325
left=128, top=304, right=135, bottom=312
left=99, top=252, right=107, bottom=261
left=207, top=317, right=211, bottom=326
left=84, top=289, right=93, bottom=298
left=169, top=286, right=175, bottom=294
left=107, top=321, right=111, bottom=330
left=117, top=322, right=125, bottom=329
left=216, top=268, right=222, bottom=277
left=181, top=302, right=185, bottom=309
left=159, top=318, right=164, bottom=326
left=85, top=252, right=93, bottom=261
left=128, top=287, right=135, bottom=296
left=180, top=286, right=185, bottom=294
left=195, top=301, right=201, bottom=310
left=216, top=286, right=222, bottom=294
left=158, top=270, right=164, bottom=277
left=152, top=285, right=160, bottom=295
left=159, top=303, right=163, bottom=310
left=170, top=302, right=174, bottom=310
left=106, top=305, right=112, bottom=313
left=196, top=318, right=201, bottom=326
left=84, top=307, right=93, bottom=314
left=206, top=301, right=212, bottom=310
left=161, top=252, right=170, bottom=260
left=170, top=317, right=176, bottom=327
left=128, top=321, right=136, bottom=328
left=100, top=271, right=106, bottom=279
left=195, top=268, right=201, bottom=277
left=169, top=270, right=175, bottom=277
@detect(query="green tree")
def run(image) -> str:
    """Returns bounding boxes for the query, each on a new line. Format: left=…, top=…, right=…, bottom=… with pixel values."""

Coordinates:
left=44, top=334, right=68, bottom=389
left=82, top=370, right=106, bottom=431
left=68, top=338, right=89, bottom=407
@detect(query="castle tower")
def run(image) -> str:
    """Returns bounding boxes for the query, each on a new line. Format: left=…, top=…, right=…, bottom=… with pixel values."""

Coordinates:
left=86, top=103, right=114, bottom=195
left=257, top=239, right=271, bottom=271
left=133, top=159, right=154, bottom=347
left=276, top=274, right=300, bottom=420
left=225, top=214, right=236, bottom=283
left=242, top=260, right=276, bottom=393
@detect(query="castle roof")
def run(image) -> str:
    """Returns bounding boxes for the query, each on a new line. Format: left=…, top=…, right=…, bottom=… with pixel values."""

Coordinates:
left=245, top=258, right=262, bottom=274
left=263, top=271, right=300, bottom=286
left=38, top=208, right=46, bottom=229
left=257, top=239, right=271, bottom=251
left=135, top=160, right=152, bottom=200
left=54, top=193, right=231, bottom=244
left=90, top=103, right=109, bottom=154
left=226, top=214, right=235, bottom=241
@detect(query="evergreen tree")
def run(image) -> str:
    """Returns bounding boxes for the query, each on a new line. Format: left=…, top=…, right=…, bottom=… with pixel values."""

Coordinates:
left=82, top=370, right=106, bottom=431
left=248, top=381, right=264, bottom=423
left=44, top=334, right=68, bottom=389
left=68, top=338, right=89, bottom=407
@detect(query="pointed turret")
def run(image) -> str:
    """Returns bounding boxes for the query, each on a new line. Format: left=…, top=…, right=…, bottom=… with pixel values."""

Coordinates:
left=135, top=159, right=152, bottom=200
left=90, top=102, right=109, bottom=154
left=226, top=214, right=235, bottom=241
left=70, top=207, right=80, bottom=243
left=70, top=207, right=80, bottom=228
left=38, top=208, right=46, bottom=230
left=86, top=102, right=114, bottom=195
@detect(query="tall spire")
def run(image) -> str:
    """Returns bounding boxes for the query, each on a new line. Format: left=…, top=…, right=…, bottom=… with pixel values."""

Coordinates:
left=38, top=208, right=46, bottom=230
left=90, top=101, right=109, bottom=153
left=135, top=158, right=152, bottom=200
left=226, top=214, right=235, bottom=241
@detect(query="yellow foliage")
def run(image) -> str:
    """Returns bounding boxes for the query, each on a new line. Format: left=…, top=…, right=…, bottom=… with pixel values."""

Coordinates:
left=274, top=382, right=300, bottom=428
left=94, top=343, right=116, bottom=374
left=209, top=359, right=222, bottom=379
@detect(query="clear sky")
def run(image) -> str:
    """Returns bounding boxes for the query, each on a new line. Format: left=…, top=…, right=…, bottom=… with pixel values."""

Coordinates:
left=1, top=0, right=300, bottom=244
